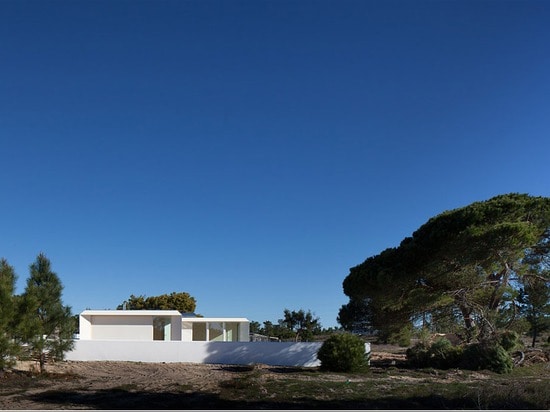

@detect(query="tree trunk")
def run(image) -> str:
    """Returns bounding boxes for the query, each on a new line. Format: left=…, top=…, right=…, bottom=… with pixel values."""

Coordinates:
left=458, top=305, right=475, bottom=342
left=39, top=352, right=46, bottom=374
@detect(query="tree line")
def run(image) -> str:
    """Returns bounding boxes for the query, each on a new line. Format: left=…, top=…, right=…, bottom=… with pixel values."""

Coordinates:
left=250, top=309, right=341, bottom=342
left=116, top=292, right=197, bottom=313
left=0, top=253, right=74, bottom=373
left=338, top=193, right=550, bottom=348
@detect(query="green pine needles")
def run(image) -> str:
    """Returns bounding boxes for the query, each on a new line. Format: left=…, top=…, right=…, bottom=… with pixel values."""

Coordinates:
left=317, top=333, right=369, bottom=372
left=0, top=253, right=74, bottom=373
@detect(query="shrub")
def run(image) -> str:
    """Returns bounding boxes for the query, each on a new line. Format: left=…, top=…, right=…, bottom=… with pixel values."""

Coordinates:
left=406, top=338, right=462, bottom=369
left=406, top=342, right=430, bottom=368
left=499, top=330, right=522, bottom=352
left=317, top=333, right=368, bottom=372
left=461, top=342, right=513, bottom=374
left=389, top=325, right=412, bottom=347
left=428, top=338, right=463, bottom=369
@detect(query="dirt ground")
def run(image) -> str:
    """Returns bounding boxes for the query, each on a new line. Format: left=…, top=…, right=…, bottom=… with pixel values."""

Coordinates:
left=1, top=344, right=545, bottom=410
left=0, top=345, right=408, bottom=409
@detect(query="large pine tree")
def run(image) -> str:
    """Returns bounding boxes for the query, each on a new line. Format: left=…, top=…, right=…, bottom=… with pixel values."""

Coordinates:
left=18, top=253, right=74, bottom=373
left=340, top=194, right=550, bottom=344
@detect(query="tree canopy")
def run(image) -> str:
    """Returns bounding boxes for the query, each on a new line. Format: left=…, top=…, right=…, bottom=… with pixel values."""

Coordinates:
left=0, top=258, right=19, bottom=369
left=251, top=308, right=323, bottom=341
left=282, top=309, right=321, bottom=342
left=117, top=291, right=197, bottom=313
left=340, top=193, right=550, bottom=344
left=17, top=253, right=75, bottom=373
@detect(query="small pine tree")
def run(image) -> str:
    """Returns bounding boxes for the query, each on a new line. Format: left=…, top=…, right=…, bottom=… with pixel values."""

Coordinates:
left=17, top=254, right=74, bottom=373
left=318, top=333, right=368, bottom=372
left=0, top=259, right=19, bottom=369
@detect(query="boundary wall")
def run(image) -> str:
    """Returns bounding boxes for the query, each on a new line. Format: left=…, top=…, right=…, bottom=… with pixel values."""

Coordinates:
left=66, top=340, right=371, bottom=367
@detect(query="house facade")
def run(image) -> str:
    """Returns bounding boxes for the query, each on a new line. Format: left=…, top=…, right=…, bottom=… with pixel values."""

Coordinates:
left=78, top=310, right=250, bottom=342
left=68, top=310, right=368, bottom=367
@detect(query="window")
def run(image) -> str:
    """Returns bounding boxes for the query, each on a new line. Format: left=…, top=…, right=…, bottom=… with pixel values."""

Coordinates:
left=208, top=322, right=224, bottom=341
left=225, top=323, right=240, bottom=341
left=153, top=317, right=171, bottom=341
left=192, top=322, right=207, bottom=341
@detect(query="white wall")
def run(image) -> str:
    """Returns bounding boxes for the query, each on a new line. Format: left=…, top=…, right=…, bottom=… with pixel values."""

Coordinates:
left=88, top=315, right=153, bottom=340
left=169, top=315, right=182, bottom=340
left=66, top=341, right=371, bottom=367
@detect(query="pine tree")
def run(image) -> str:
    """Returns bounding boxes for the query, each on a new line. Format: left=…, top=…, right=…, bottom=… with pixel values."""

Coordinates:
left=18, top=254, right=74, bottom=373
left=0, top=258, right=19, bottom=369
left=519, top=232, right=550, bottom=347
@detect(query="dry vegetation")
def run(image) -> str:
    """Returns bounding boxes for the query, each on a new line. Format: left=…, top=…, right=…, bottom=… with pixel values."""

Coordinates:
left=1, top=343, right=549, bottom=409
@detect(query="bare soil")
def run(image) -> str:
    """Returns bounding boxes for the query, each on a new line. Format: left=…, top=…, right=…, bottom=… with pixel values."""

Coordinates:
left=1, top=344, right=548, bottom=409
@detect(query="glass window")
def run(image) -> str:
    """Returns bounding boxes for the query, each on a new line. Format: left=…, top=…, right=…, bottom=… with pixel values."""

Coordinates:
left=192, top=322, right=207, bottom=341
left=225, top=323, right=239, bottom=341
left=153, top=317, right=171, bottom=341
left=208, top=322, right=224, bottom=341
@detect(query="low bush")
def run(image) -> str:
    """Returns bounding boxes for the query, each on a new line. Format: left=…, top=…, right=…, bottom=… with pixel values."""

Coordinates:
left=498, top=330, right=522, bottom=352
left=461, top=342, right=513, bottom=374
left=389, top=325, right=412, bottom=347
left=317, top=333, right=368, bottom=372
left=406, top=338, right=462, bottom=369
left=407, top=333, right=516, bottom=374
left=406, top=342, right=430, bottom=368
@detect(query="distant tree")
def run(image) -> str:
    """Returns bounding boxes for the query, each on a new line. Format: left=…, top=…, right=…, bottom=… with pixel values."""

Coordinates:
left=282, top=309, right=321, bottom=342
left=117, top=292, right=196, bottom=313
left=249, top=321, right=262, bottom=334
left=17, top=254, right=74, bottom=373
left=118, top=294, right=146, bottom=309
left=0, top=258, right=19, bottom=369
left=262, top=320, right=276, bottom=337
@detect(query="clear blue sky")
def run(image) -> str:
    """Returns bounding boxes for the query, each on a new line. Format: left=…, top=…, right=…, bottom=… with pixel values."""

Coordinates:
left=1, top=0, right=549, bottom=328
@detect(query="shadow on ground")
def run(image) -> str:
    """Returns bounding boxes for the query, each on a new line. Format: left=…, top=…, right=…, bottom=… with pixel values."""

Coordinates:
left=30, top=388, right=540, bottom=410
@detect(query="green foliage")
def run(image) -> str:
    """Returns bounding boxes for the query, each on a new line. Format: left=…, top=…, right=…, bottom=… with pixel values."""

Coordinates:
left=406, top=338, right=463, bottom=369
left=282, top=309, right=321, bottom=342
left=249, top=321, right=262, bottom=334
left=117, top=291, right=197, bottom=313
left=405, top=342, right=430, bottom=368
left=317, top=333, right=368, bottom=372
left=428, top=338, right=463, bottom=369
left=388, top=324, right=412, bottom=347
left=461, top=342, right=513, bottom=374
left=0, top=259, right=19, bottom=369
left=340, top=194, right=550, bottom=343
left=407, top=336, right=514, bottom=373
left=254, top=320, right=294, bottom=340
left=17, top=254, right=74, bottom=373
left=252, top=309, right=323, bottom=341
left=498, top=330, right=522, bottom=352
left=337, top=297, right=374, bottom=334
left=518, top=232, right=550, bottom=347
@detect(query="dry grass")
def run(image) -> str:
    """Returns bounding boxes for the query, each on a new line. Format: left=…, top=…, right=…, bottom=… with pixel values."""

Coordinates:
left=1, top=344, right=548, bottom=409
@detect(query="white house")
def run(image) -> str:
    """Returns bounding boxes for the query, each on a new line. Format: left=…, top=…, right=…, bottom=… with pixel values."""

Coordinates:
left=78, top=310, right=250, bottom=342
left=67, top=310, right=369, bottom=367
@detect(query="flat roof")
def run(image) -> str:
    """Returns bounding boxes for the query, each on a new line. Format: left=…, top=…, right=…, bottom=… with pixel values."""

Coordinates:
left=81, top=310, right=182, bottom=316
left=80, top=310, right=249, bottom=322
left=180, top=317, right=249, bottom=323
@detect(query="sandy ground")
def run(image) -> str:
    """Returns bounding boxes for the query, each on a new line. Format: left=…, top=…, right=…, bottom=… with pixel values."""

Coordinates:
left=4, top=345, right=546, bottom=409
left=2, top=360, right=241, bottom=409
left=0, top=347, right=411, bottom=410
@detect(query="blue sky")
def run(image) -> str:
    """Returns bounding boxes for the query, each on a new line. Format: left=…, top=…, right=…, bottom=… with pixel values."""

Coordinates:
left=1, top=0, right=549, bottom=328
